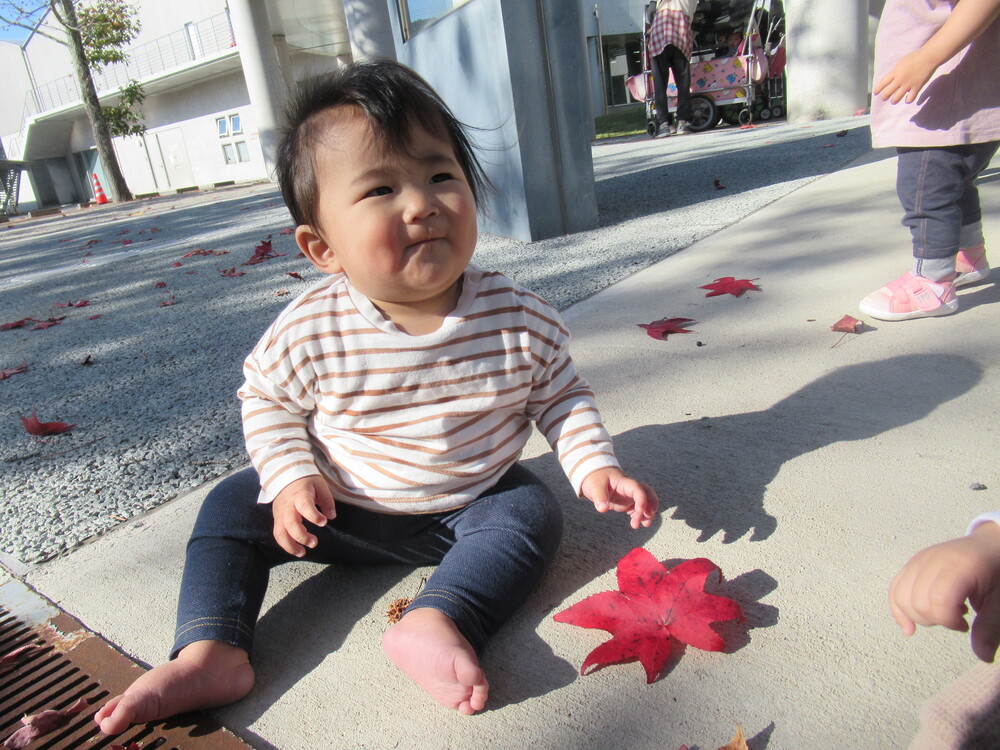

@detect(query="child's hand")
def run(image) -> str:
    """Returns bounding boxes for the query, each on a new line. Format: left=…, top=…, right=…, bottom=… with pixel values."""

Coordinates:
left=874, top=50, right=939, bottom=104
left=272, top=476, right=337, bottom=557
left=581, top=468, right=658, bottom=530
left=889, top=522, right=1000, bottom=662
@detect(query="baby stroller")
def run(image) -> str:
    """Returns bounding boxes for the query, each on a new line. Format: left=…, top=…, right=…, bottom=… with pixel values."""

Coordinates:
left=626, top=0, right=786, bottom=134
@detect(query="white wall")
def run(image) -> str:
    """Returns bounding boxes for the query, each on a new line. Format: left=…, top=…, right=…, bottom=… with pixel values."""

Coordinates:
left=0, top=42, right=33, bottom=138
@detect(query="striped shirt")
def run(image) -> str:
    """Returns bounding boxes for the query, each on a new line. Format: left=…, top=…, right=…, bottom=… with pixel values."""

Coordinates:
left=238, top=265, right=620, bottom=513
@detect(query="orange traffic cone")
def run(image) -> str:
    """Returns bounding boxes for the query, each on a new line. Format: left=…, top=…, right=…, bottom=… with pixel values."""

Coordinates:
left=92, top=173, right=109, bottom=205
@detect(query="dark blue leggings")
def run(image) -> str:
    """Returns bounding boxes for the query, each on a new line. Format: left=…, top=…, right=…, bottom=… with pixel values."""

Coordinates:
left=172, top=464, right=563, bottom=658
left=897, top=141, right=999, bottom=259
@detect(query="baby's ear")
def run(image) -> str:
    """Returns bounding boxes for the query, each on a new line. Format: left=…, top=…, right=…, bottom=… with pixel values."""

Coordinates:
left=295, top=225, right=342, bottom=274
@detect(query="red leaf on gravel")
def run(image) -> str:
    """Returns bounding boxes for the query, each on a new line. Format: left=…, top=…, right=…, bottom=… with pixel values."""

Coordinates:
left=84, top=239, right=101, bottom=247
left=20, top=408, right=75, bottom=436
left=553, top=548, right=744, bottom=683
left=242, top=236, right=285, bottom=265
left=182, top=248, right=229, bottom=257
left=154, top=281, right=167, bottom=288
left=1, top=318, right=37, bottom=331
left=3, top=697, right=90, bottom=748
left=88, top=315, right=101, bottom=320
left=279, top=227, right=294, bottom=235
left=219, top=267, right=247, bottom=277
left=30, top=317, right=66, bottom=330
left=830, top=314, right=864, bottom=333
left=171, top=262, right=182, bottom=267
left=287, top=272, right=305, bottom=281
left=637, top=317, right=695, bottom=340
left=121, top=239, right=133, bottom=247
left=0, top=363, right=29, bottom=380
left=54, top=300, right=89, bottom=308
left=700, top=277, right=760, bottom=297
left=160, top=295, right=176, bottom=307
left=713, top=179, right=726, bottom=190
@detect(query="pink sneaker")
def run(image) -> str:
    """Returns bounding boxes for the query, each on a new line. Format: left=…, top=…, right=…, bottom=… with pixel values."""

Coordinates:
left=859, top=271, right=959, bottom=321
left=955, top=243, right=990, bottom=287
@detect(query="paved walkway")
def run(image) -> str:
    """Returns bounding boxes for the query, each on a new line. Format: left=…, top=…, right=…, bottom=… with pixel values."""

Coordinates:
left=3, top=133, right=1000, bottom=749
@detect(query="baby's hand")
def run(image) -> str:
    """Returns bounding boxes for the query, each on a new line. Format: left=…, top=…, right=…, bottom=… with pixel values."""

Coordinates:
left=874, top=50, right=939, bottom=105
left=581, top=468, right=658, bottom=530
left=272, top=476, right=337, bottom=557
left=889, top=521, right=1000, bottom=662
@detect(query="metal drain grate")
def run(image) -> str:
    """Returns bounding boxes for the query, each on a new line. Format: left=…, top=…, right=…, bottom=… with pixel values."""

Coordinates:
left=1, top=580, right=254, bottom=749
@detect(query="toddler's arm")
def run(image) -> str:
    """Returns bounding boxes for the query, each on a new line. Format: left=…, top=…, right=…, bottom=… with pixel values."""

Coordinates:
left=271, top=475, right=337, bottom=557
left=889, top=519, right=1000, bottom=662
left=580, top=467, right=659, bottom=530
left=875, top=0, right=1000, bottom=104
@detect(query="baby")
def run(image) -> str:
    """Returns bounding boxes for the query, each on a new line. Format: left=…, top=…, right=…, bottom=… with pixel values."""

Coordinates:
left=96, top=59, right=658, bottom=732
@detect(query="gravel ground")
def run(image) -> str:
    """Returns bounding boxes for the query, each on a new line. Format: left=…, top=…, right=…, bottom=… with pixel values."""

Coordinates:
left=0, top=116, right=872, bottom=564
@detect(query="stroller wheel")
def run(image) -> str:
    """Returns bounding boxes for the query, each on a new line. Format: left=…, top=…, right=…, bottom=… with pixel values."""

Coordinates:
left=737, top=108, right=753, bottom=126
left=646, top=120, right=658, bottom=138
left=688, top=94, right=720, bottom=132
left=770, top=105, right=784, bottom=118
left=758, top=108, right=772, bottom=121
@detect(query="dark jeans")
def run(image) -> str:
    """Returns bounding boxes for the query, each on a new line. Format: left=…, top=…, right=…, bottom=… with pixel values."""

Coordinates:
left=172, top=464, right=562, bottom=659
left=897, top=141, right=999, bottom=259
left=651, top=44, right=692, bottom=125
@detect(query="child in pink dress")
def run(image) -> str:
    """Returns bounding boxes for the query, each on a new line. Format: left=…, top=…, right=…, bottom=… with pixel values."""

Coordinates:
left=860, top=0, right=1000, bottom=322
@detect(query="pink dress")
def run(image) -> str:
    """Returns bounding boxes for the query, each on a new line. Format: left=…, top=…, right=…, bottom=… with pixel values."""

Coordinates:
left=870, top=0, right=1000, bottom=148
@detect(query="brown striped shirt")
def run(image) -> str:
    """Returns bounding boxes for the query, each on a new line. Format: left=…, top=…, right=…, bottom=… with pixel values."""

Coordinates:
left=238, top=265, right=620, bottom=513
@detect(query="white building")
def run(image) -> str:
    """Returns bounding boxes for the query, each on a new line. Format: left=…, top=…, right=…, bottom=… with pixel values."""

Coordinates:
left=1, top=0, right=868, bottom=235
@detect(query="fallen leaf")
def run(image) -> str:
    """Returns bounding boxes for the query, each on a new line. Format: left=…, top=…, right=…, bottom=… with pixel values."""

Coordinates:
left=739, top=122, right=756, bottom=129
left=280, top=226, right=295, bottom=235
left=121, top=239, right=133, bottom=247
left=220, top=267, right=247, bottom=277
left=242, top=236, right=284, bottom=265
left=20, top=408, right=75, bottom=436
left=830, top=314, right=864, bottom=333
left=637, top=317, right=695, bottom=340
left=80, top=355, right=93, bottom=366
left=700, top=277, right=760, bottom=297
left=836, top=130, right=848, bottom=137
left=553, top=548, right=744, bottom=683
left=713, top=179, right=727, bottom=190
left=88, top=315, right=101, bottom=320
left=160, top=295, right=176, bottom=307
left=275, top=289, right=290, bottom=297
left=386, top=597, right=412, bottom=624
left=84, top=239, right=101, bottom=247
left=0, top=644, right=39, bottom=668
left=821, top=143, right=835, bottom=148
left=171, top=262, right=182, bottom=267
left=154, top=281, right=167, bottom=288
left=182, top=248, right=229, bottom=257
left=717, top=725, right=749, bottom=750
left=3, top=697, right=91, bottom=748
left=30, top=317, right=66, bottom=330
left=1, top=318, right=37, bottom=331
left=287, top=272, right=305, bottom=281
left=855, top=107, right=867, bottom=116
left=54, top=300, right=89, bottom=308
left=149, top=226, right=160, bottom=233
left=0, top=363, right=29, bottom=380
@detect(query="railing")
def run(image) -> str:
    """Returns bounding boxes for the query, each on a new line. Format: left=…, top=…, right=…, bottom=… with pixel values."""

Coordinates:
left=21, top=12, right=236, bottom=121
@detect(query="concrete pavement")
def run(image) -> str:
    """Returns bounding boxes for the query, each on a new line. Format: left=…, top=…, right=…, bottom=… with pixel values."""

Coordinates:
left=6, top=143, right=1000, bottom=748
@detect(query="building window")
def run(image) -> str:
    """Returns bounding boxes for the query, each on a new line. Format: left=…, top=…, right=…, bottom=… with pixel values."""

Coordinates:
left=397, top=0, right=471, bottom=40
left=229, top=114, right=242, bottom=134
left=222, top=143, right=236, bottom=164
left=235, top=141, right=250, bottom=162
left=216, top=117, right=228, bottom=137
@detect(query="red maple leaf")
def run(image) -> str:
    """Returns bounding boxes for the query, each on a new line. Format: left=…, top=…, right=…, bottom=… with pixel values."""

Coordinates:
left=30, top=317, right=66, bottom=330
left=279, top=226, right=294, bottom=235
left=0, top=363, right=29, bottom=380
left=553, top=548, right=744, bottom=683
left=637, top=317, right=695, bottom=340
left=287, top=272, right=305, bottom=281
left=171, top=262, right=182, bottom=267
left=242, top=236, right=285, bottom=265
left=20, top=408, right=75, bottom=436
left=830, top=314, right=864, bottom=333
left=3, top=697, right=90, bottom=748
left=700, top=277, right=760, bottom=297
left=1, top=318, right=38, bottom=331
left=160, top=295, right=176, bottom=307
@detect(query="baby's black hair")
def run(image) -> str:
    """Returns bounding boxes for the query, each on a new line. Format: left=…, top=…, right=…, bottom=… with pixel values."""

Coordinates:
left=276, top=59, right=490, bottom=230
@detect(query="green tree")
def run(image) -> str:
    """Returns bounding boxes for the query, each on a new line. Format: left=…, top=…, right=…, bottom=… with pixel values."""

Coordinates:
left=0, top=0, right=144, bottom=201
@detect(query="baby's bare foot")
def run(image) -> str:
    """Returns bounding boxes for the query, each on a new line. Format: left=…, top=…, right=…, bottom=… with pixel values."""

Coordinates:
left=382, top=607, right=488, bottom=715
left=95, top=640, right=254, bottom=735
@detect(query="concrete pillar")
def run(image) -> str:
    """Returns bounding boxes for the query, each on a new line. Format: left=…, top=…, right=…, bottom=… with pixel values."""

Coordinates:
left=272, top=34, right=295, bottom=92
left=342, top=0, right=396, bottom=60
left=786, top=0, right=869, bottom=121
left=228, top=0, right=288, bottom=176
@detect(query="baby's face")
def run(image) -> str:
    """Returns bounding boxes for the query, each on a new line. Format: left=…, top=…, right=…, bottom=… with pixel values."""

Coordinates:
left=303, top=106, right=477, bottom=313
